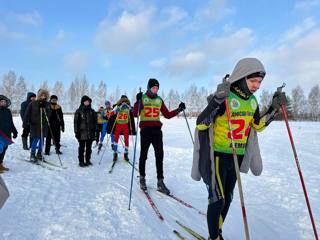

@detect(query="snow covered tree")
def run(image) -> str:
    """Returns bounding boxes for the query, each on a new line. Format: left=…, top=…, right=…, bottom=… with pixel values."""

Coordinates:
left=2, top=71, right=17, bottom=110
left=291, top=86, right=307, bottom=120
left=15, top=76, right=28, bottom=112
left=68, top=81, right=78, bottom=112
left=167, top=89, right=180, bottom=110
left=52, top=81, right=64, bottom=106
left=97, top=80, right=107, bottom=106
left=40, top=80, right=50, bottom=92
left=78, top=75, right=89, bottom=98
left=259, top=89, right=273, bottom=113
left=308, top=85, right=320, bottom=121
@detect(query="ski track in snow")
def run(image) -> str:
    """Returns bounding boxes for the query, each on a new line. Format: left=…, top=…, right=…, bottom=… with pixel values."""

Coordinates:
left=0, top=116, right=319, bottom=240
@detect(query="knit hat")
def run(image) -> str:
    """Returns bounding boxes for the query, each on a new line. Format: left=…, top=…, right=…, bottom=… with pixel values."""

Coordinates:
left=50, top=95, right=58, bottom=100
left=147, top=78, right=159, bottom=90
left=105, top=100, right=111, bottom=107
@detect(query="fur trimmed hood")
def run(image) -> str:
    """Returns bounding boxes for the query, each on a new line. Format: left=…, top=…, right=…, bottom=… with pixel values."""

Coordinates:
left=37, top=89, right=50, bottom=100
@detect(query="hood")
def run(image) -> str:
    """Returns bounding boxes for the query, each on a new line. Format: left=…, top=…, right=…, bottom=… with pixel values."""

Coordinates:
left=80, top=95, right=92, bottom=105
left=227, top=58, right=266, bottom=84
left=37, top=89, right=50, bottom=100
left=0, top=95, right=11, bottom=108
left=26, top=92, right=36, bottom=101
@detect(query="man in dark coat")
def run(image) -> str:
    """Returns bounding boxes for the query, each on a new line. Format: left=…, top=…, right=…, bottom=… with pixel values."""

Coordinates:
left=20, top=92, right=36, bottom=150
left=74, top=95, right=97, bottom=167
left=45, top=95, right=64, bottom=155
left=23, top=89, right=51, bottom=162
left=0, top=95, right=18, bottom=172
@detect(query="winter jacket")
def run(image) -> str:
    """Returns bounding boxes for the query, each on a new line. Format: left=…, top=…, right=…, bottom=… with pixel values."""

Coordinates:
left=20, top=92, right=36, bottom=121
left=49, top=104, right=64, bottom=131
left=192, top=58, right=268, bottom=188
left=0, top=95, right=17, bottom=140
left=23, top=89, right=51, bottom=139
left=74, top=96, right=97, bottom=141
left=107, top=108, right=136, bottom=135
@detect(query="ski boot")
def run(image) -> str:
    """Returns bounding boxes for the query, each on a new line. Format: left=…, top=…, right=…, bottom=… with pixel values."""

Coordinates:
left=139, top=176, right=147, bottom=191
left=98, top=142, right=103, bottom=151
left=157, top=179, right=170, bottom=195
left=36, top=151, right=43, bottom=161
left=56, top=149, right=62, bottom=154
left=30, top=152, right=37, bottom=163
left=111, top=143, right=114, bottom=151
left=124, top=152, right=129, bottom=162
left=0, top=163, right=9, bottom=171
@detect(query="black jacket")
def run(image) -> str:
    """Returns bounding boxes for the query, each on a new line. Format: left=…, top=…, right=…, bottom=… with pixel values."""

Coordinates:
left=23, top=100, right=51, bottom=138
left=20, top=92, right=36, bottom=121
left=49, top=104, right=65, bottom=131
left=0, top=95, right=17, bottom=139
left=74, top=105, right=97, bottom=141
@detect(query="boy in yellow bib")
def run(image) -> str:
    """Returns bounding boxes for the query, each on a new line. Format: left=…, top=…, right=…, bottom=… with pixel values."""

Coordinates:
left=192, top=58, right=287, bottom=240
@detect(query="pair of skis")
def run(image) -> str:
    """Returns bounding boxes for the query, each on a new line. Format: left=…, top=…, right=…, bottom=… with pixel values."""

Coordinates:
left=18, top=157, right=66, bottom=171
left=139, top=185, right=206, bottom=239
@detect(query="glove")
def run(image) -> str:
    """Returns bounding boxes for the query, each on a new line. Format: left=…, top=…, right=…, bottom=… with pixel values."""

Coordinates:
left=61, top=125, right=65, bottom=132
left=23, top=122, right=29, bottom=129
left=75, top=132, right=80, bottom=140
left=136, top=92, right=143, bottom=101
left=177, top=102, right=186, bottom=112
left=13, top=132, right=17, bottom=139
left=213, top=81, right=231, bottom=104
left=271, top=91, right=287, bottom=110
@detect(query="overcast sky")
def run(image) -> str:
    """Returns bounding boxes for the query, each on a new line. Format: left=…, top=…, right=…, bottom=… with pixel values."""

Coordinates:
left=1, top=0, right=320, bottom=95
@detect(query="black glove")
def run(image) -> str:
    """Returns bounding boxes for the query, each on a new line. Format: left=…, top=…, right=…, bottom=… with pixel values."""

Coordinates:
left=214, top=81, right=230, bottom=104
left=177, top=102, right=186, bottom=112
left=23, top=122, right=29, bottom=129
left=61, top=125, right=65, bottom=132
left=13, top=132, right=17, bottom=139
left=271, top=91, right=287, bottom=110
left=136, top=92, right=143, bottom=101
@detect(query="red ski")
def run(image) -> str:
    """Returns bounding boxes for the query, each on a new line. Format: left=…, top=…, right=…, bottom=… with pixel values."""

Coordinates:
left=142, top=189, right=164, bottom=221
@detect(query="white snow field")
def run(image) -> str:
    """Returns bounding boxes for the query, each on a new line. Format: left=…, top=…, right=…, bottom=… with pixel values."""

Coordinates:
left=0, top=116, right=319, bottom=240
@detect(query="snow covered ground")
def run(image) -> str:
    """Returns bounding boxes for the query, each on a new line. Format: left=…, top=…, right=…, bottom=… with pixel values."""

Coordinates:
left=0, top=116, right=319, bottom=240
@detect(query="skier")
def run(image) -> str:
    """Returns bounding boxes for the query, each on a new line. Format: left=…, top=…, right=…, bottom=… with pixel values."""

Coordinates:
left=108, top=95, right=135, bottom=162
left=45, top=95, right=64, bottom=155
left=74, top=95, right=97, bottom=167
left=95, top=106, right=104, bottom=146
left=97, top=100, right=112, bottom=152
left=23, top=89, right=51, bottom=162
left=192, top=58, right=287, bottom=240
left=20, top=92, right=36, bottom=150
left=133, top=78, right=186, bottom=195
left=0, top=95, right=18, bottom=172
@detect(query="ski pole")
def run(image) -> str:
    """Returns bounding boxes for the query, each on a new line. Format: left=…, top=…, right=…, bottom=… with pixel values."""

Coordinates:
left=223, top=74, right=250, bottom=240
left=43, top=109, right=63, bottom=166
left=182, top=110, right=194, bottom=145
left=278, top=84, right=319, bottom=240
left=129, top=88, right=141, bottom=210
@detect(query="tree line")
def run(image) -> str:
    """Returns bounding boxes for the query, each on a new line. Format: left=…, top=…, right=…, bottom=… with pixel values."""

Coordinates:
left=1, top=71, right=319, bottom=121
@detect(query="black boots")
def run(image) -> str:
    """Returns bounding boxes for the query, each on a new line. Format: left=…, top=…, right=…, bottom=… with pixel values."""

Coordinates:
left=22, top=137, right=29, bottom=150
left=139, top=176, right=147, bottom=191
left=157, top=179, right=170, bottom=195
left=124, top=152, right=129, bottom=161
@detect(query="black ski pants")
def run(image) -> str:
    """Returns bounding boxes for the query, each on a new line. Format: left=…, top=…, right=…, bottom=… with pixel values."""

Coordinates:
left=45, top=125, right=61, bottom=153
left=139, top=126, right=164, bottom=179
left=207, top=151, right=243, bottom=239
left=78, top=140, right=93, bottom=164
